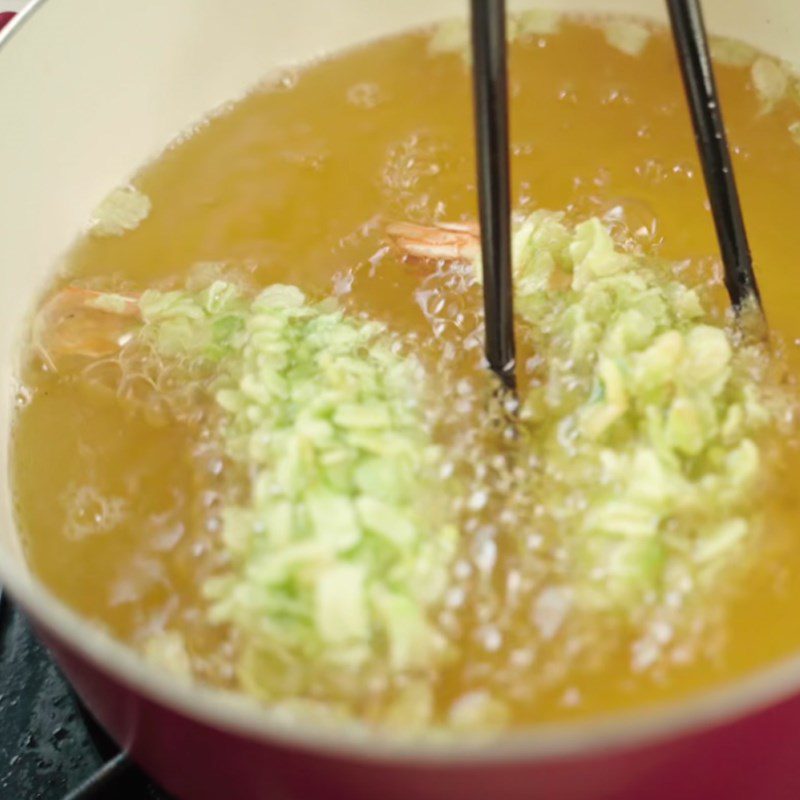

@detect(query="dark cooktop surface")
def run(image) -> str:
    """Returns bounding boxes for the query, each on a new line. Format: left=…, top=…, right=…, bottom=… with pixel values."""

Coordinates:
left=0, top=593, right=171, bottom=799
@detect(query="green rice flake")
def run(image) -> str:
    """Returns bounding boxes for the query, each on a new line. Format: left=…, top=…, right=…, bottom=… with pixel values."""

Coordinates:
left=448, top=690, right=510, bottom=732
left=90, top=185, right=152, bottom=237
left=427, top=18, right=470, bottom=60
left=751, top=57, right=789, bottom=113
left=514, top=9, right=561, bottom=37
left=602, top=19, right=651, bottom=57
left=137, top=282, right=247, bottom=360
left=709, top=36, right=758, bottom=67
left=142, top=631, right=192, bottom=679
left=314, top=563, right=370, bottom=645
left=84, top=292, right=136, bottom=315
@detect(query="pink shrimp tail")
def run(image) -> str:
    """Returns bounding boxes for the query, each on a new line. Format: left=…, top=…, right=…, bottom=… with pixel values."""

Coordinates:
left=387, top=220, right=481, bottom=263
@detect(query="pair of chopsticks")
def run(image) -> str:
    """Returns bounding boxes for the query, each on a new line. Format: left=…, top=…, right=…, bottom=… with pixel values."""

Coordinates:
left=470, top=0, right=763, bottom=391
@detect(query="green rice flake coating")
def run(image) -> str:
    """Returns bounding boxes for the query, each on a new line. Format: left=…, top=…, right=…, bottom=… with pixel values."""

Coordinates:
left=503, top=210, right=790, bottom=609
left=134, top=281, right=457, bottom=701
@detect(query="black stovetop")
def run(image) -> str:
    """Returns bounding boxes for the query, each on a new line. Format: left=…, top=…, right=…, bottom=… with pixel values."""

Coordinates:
left=0, top=591, right=171, bottom=799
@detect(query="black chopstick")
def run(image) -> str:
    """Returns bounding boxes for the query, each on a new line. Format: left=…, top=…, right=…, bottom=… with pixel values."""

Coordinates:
left=470, top=0, right=517, bottom=391
left=666, top=0, right=762, bottom=313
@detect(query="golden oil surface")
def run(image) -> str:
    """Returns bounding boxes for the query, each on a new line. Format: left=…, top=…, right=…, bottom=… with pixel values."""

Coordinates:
left=12, top=17, right=800, bottom=726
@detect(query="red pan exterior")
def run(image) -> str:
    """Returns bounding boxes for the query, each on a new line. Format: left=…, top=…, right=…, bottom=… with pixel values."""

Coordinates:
left=0, top=12, right=16, bottom=32
left=37, top=622, right=800, bottom=800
